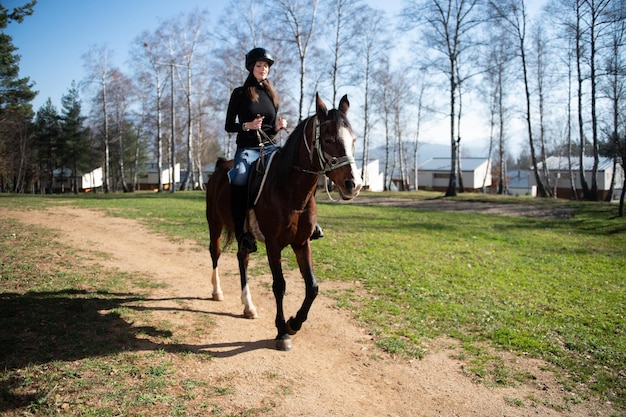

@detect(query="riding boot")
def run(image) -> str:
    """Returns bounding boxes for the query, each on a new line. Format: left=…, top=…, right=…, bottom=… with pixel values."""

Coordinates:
left=311, top=223, right=324, bottom=240
left=231, top=184, right=257, bottom=254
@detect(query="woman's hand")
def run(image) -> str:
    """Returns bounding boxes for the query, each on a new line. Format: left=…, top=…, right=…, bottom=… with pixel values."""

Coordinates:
left=245, top=115, right=264, bottom=131
left=275, top=116, right=287, bottom=131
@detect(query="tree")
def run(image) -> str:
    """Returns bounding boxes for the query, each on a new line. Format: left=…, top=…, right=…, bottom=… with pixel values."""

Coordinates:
left=356, top=5, right=390, bottom=189
left=404, top=0, right=483, bottom=197
left=390, top=67, right=412, bottom=190
left=489, top=0, right=550, bottom=197
left=60, top=82, right=91, bottom=194
left=600, top=2, right=626, bottom=208
left=107, top=68, right=134, bottom=192
left=547, top=0, right=625, bottom=201
left=480, top=23, right=513, bottom=194
left=412, top=73, right=429, bottom=191
left=0, top=1, right=37, bottom=193
left=167, top=9, right=210, bottom=191
left=33, top=99, right=60, bottom=193
left=585, top=0, right=615, bottom=201
left=533, top=21, right=553, bottom=194
left=271, top=0, right=320, bottom=122
left=325, top=0, right=363, bottom=106
left=135, top=33, right=169, bottom=192
left=373, top=59, right=393, bottom=190
left=83, top=45, right=114, bottom=193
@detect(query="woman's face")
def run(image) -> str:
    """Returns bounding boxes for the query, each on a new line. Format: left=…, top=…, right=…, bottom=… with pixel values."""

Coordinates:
left=253, top=61, right=270, bottom=82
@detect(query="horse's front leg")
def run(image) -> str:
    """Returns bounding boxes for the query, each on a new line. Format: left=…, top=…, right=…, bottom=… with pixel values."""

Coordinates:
left=266, top=244, right=291, bottom=351
left=237, top=250, right=258, bottom=319
left=286, top=241, right=318, bottom=336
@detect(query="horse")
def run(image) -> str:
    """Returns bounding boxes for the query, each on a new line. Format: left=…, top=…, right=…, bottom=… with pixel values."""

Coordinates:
left=205, top=93, right=362, bottom=351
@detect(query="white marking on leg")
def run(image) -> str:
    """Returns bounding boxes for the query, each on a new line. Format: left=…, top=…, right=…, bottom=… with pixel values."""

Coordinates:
left=241, top=284, right=258, bottom=319
left=211, top=267, right=224, bottom=301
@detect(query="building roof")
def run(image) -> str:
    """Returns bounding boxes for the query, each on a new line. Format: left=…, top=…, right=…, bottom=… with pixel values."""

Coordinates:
left=419, top=157, right=490, bottom=171
left=539, top=156, right=615, bottom=171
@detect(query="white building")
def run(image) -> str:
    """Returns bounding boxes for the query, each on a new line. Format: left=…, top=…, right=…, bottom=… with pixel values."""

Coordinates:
left=532, top=156, right=624, bottom=200
left=137, top=163, right=181, bottom=191
left=417, top=157, right=492, bottom=192
left=359, top=159, right=385, bottom=192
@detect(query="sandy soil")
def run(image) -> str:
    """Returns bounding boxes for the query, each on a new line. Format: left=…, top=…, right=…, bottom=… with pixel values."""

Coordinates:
left=2, top=205, right=615, bottom=417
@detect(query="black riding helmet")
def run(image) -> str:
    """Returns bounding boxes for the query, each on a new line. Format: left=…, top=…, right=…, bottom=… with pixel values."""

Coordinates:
left=245, top=47, right=274, bottom=72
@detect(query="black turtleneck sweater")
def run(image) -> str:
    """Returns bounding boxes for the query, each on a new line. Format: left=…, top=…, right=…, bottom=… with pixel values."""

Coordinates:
left=225, top=85, right=278, bottom=148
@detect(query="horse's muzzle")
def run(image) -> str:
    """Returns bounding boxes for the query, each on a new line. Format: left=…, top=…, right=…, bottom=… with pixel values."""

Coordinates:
left=340, top=179, right=362, bottom=200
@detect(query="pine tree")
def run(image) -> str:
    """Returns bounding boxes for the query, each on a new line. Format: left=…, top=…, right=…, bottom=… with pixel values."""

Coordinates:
left=33, top=99, right=60, bottom=193
left=60, top=82, right=91, bottom=193
left=0, top=1, right=37, bottom=192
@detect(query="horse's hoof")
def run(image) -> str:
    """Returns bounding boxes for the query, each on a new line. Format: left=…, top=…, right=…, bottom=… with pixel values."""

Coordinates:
left=243, top=306, right=258, bottom=319
left=276, top=337, right=292, bottom=351
left=286, top=318, right=298, bottom=335
left=212, top=291, right=224, bottom=301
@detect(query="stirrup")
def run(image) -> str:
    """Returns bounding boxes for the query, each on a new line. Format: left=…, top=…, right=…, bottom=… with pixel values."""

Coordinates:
left=238, top=232, right=257, bottom=254
left=311, top=223, right=324, bottom=240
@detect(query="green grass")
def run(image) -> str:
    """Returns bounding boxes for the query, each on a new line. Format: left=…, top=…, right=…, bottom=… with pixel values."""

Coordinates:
left=1, top=191, right=625, bottom=412
left=312, top=199, right=625, bottom=407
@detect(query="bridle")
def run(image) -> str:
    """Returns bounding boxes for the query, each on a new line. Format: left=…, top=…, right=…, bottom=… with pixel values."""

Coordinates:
left=295, top=115, right=356, bottom=176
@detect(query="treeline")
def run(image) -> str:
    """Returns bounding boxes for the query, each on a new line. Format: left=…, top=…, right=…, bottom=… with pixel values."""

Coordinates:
left=1, top=0, right=625, bottom=202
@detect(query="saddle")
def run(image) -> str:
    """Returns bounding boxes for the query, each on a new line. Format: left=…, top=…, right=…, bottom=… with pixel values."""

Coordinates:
left=245, top=149, right=279, bottom=207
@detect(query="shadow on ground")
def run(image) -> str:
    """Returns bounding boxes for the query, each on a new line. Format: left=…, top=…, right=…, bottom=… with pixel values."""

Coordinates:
left=0, top=289, right=263, bottom=413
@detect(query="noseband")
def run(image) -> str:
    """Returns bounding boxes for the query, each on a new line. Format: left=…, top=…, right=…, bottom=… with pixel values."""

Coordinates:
left=296, top=116, right=355, bottom=175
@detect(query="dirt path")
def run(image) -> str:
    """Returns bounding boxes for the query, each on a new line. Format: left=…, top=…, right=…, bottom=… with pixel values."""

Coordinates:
left=2, top=206, right=611, bottom=416
left=337, top=197, right=575, bottom=220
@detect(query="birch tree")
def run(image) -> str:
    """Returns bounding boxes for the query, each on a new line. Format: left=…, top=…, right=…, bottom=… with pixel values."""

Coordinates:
left=489, top=0, right=550, bottom=197
left=356, top=6, right=390, bottom=188
left=271, top=0, right=320, bottom=121
left=133, top=32, right=169, bottom=192
left=83, top=45, right=114, bottom=193
left=404, top=0, right=483, bottom=197
left=325, top=0, right=363, bottom=105
left=165, top=10, right=210, bottom=190
left=107, top=68, right=133, bottom=192
left=480, top=23, right=513, bottom=194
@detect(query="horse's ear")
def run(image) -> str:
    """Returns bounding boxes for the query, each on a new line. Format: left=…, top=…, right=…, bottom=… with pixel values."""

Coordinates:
left=338, top=94, right=349, bottom=115
left=316, top=92, right=328, bottom=119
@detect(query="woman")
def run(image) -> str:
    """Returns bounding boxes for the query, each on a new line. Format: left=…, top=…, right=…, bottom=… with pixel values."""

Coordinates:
left=225, top=47, right=287, bottom=254
left=225, top=47, right=323, bottom=255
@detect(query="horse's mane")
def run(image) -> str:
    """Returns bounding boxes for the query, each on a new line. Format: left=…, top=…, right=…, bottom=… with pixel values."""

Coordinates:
left=272, top=116, right=311, bottom=190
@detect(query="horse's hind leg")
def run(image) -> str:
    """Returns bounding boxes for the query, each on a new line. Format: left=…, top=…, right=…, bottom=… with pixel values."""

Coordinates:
left=237, top=251, right=258, bottom=319
left=208, top=228, right=224, bottom=301
left=286, top=242, right=318, bottom=336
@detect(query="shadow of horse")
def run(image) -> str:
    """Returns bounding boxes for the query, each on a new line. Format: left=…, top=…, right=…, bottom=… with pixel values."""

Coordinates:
left=0, top=289, right=270, bottom=413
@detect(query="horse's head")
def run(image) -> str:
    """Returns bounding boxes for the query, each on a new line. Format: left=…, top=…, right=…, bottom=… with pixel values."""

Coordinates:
left=315, top=94, right=362, bottom=200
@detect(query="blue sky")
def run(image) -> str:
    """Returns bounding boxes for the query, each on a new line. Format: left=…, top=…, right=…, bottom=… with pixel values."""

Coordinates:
left=5, top=0, right=406, bottom=112
left=6, top=0, right=545, bottom=154
left=6, top=0, right=230, bottom=110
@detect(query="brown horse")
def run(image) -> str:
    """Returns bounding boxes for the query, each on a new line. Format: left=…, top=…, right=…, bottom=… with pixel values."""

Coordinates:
left=205, top=94, right=362, bottom=351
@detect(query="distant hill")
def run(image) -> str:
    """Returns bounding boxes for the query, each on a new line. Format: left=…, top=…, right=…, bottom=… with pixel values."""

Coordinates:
left=355, top=141, right=487, bottom=167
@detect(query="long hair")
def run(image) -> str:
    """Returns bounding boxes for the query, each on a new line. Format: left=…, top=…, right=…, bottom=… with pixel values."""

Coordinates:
left=243, top=73, right=279, bottom=108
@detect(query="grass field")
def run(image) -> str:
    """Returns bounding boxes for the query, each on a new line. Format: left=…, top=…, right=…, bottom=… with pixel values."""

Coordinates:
left=1, top=191, right=625, bottom=414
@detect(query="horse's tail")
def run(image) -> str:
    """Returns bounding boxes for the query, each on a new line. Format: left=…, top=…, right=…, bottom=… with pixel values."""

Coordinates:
left=206, top=156, right=235, bottom=250
left=223, top=229, right=235, bottom=250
